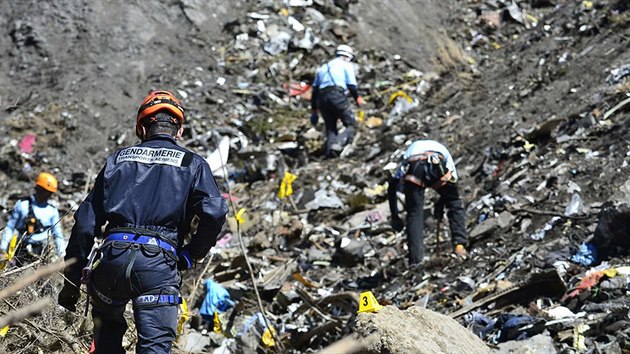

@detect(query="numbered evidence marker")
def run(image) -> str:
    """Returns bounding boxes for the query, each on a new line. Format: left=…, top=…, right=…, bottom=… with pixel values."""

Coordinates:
left=357, top=291, right=383, bottom=314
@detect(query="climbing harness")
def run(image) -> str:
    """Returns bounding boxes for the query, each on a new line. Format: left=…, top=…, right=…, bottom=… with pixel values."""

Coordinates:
left=404, top=151, right=452, bottom=189
left=105, top=233, right=177, bottom=255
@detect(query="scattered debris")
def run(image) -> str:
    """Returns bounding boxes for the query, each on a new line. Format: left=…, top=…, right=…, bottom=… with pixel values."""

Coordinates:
left=2, top=0, right=630, bottom=353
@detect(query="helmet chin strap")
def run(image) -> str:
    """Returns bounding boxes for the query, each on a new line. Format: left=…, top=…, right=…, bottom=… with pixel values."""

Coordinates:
left=140, top=126, right=149, bottom=141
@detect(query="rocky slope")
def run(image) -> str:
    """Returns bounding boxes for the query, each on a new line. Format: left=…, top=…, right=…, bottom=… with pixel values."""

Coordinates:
left=1, top=0, right=630, bottom=353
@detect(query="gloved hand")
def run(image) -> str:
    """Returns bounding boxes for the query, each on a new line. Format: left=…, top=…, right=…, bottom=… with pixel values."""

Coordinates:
left=58, top=282, right=80, bottom=312
left=178, top=250, right=193, bottom=271
left=356, top=96, right=366, bottom=106
left=391, top=216, right=404, bottom=232
left=310, top=111, right=319, bottom=126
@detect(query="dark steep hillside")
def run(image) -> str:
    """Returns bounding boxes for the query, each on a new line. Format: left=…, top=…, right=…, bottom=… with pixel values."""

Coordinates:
left=2, top=0, right=630, bottom=353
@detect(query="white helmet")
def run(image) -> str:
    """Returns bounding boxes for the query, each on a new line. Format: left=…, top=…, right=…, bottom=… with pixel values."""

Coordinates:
left=335, top=44, right=354, bottom=59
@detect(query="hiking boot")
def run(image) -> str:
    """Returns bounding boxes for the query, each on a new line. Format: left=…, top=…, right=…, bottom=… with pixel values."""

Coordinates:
left=454, top=244, right=468, bottom=258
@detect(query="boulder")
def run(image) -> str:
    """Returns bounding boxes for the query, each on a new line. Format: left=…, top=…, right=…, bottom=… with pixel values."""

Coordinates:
left=354, top=305, right=492, bottom=354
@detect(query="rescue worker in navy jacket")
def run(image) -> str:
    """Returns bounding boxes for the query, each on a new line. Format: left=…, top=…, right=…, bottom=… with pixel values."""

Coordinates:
left=58, top=90, right=228, bottom=354
left=388, top=139, right=469, bottom=265
left=310, top=44, right=365, bottom=157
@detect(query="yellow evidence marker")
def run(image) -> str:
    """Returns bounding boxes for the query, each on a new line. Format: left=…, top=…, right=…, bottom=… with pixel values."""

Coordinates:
left=235, top=208, right=247, bottom=224
left=278, top=171, right=297, bottom=199
left=176, top=298, right=190, bottom=338
left=357, top=291, right=383, bottom=314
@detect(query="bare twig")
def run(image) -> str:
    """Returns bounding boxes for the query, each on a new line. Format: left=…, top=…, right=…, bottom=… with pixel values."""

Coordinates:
left=508, top=207, right=592, bottom=220
left=594, top=340, right=603, bottom=354
left=603, top=96, right=630, bottom=120
left=187, top=253, right=215, bottom=305
left=0, top=297, right=50, bottom=328
left=234, top=193, right=285, bottom=350
left=293, top=287, right=338, bottom=322
left=218, top=146, right=285, bottom=351
left=0, top=260, right=73, bottom=301
left=3, top=300, right=84, bottom=353
left=1, top=259, right=42, bottom=277
left=57, top=330, right=84, bottom=354
left=83, top=166, right=94, bottom=196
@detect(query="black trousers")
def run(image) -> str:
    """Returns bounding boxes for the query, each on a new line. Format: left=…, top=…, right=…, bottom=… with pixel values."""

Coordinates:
left=318, top=88, right=356, bottom=157
left=404, top=181, right=468, bottom=264
left=89, top=242, right=180, bottom=354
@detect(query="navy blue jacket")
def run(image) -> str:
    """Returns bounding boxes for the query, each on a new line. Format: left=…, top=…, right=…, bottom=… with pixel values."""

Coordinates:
left=65, top=135, right=228, bottom=282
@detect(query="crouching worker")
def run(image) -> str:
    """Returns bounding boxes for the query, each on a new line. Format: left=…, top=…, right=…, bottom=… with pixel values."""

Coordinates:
left=387, top=139, right=469, bottom=265
left=58, top=90, right=228, bottom=354
left=0, top=172, right=65, bottom=264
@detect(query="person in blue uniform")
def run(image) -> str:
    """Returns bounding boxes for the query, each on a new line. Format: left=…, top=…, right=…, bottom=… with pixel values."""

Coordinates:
left=58, top=90, right=228, bottom=354
left=311, top=44, right=365, bottom=157
left=0, top=172, right=65, bottom=261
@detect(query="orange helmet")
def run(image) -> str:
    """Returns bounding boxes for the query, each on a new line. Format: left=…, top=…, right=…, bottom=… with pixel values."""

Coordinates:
left=35, top=172, right=58, bottom=193
left=136, top=90, right=185, bottom=139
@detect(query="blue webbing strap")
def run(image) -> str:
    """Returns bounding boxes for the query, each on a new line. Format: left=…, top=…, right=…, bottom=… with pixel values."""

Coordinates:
left=106, top=233, right=177, bottom=255
left=134, top=294, right=182, bottom=306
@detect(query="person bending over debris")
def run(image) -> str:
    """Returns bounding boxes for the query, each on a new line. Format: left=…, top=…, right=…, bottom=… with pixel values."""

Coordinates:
left=58, top=90, right=228, bottom=354
left=310, top=44, right=365, bottom=158
left=388, top=140, right=469, bottom=265
left=0, top=172, right=66, bottom=263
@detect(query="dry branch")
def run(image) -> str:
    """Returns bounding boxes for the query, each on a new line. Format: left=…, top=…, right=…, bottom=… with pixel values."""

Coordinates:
left=1, top=259, right=42, bottom=277
left=0, top=260, right=73, bottom=301
left=187, top=253, right=215, bottom=305
left=0, top=297, right=50, bottom=328
left=508, top=207, right=592, bottom=220
left=4, top=300, right=84, bottom=354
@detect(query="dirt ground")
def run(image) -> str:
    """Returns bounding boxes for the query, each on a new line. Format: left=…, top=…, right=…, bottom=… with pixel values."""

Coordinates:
left=2, top=0, right=630, bottom=353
